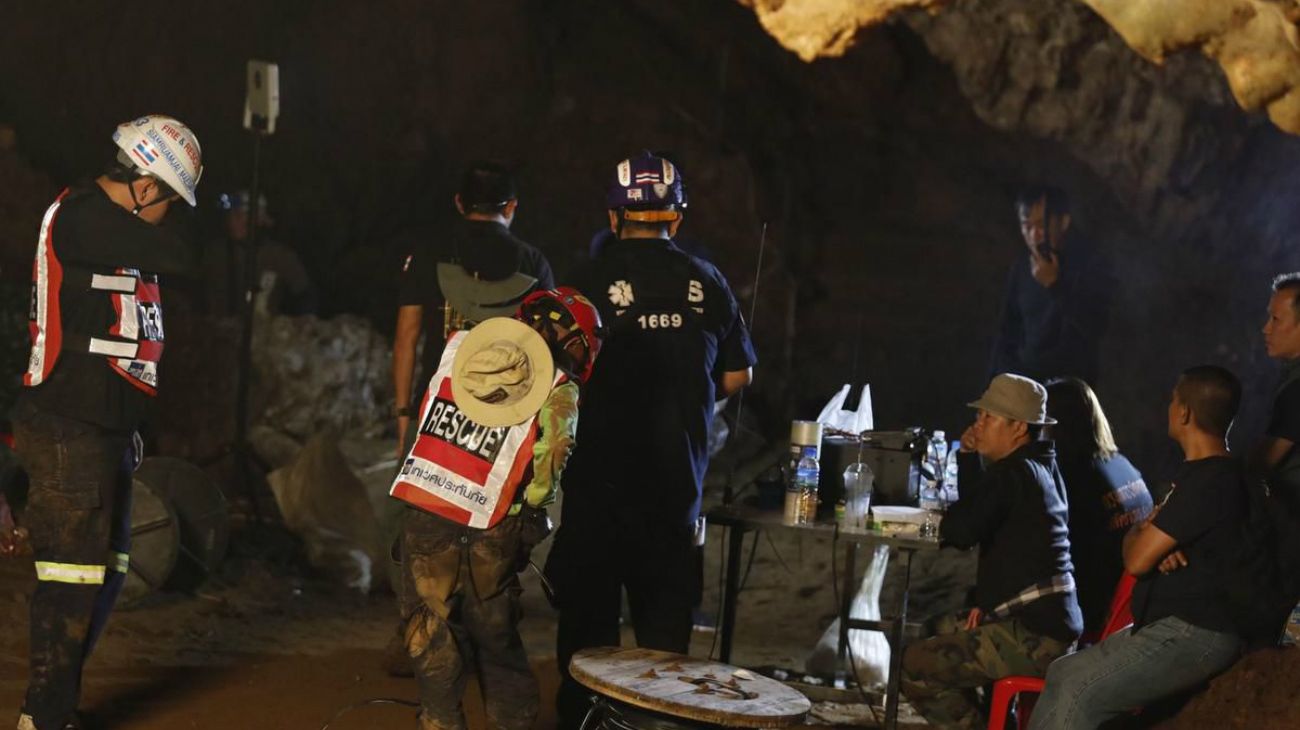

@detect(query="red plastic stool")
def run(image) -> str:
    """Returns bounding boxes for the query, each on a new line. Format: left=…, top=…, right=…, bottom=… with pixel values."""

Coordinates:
left=985, top=573, right=1136, bottom=730
left=988, top=676, right=1043, bottom=730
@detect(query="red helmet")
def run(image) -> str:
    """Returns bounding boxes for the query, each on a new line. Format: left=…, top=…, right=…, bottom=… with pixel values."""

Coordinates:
left=517, top=286, right=604, bottom=383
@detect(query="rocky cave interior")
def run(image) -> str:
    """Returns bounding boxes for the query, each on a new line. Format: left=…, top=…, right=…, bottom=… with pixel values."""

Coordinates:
left=1, top=1, right=1299, bottom=727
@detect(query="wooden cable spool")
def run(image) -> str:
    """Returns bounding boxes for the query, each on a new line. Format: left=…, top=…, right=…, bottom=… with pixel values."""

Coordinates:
left=121, top=457, right=231, bottom=603
left=134, top=456, right=230, bottom=583
left=570, top=647, right=811, bottom=729
left=121, top=477, right=180, bottom=603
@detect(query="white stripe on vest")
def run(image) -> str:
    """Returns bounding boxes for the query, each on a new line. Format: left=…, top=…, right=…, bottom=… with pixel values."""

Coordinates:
left=24, top=194, right=66, bottom=387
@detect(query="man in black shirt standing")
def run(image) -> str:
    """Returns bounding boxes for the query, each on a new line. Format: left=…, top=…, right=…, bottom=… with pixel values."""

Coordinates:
left=990, top=186, right=1109, bottom=385
left=391, top=162, right=554, bottom=453
left=1030, top=366, right=1249, bottom=729
left=545, top=151, right=756, bottom=729
left=901, top=373, right=1082, bottom=729
left=10, top=115, right=202, bottom=730
left=1256, top=272, right=1300, bottom=593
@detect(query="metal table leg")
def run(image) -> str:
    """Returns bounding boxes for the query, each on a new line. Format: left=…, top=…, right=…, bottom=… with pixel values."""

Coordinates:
left=718, top=525, right=746, bottom=663
left=837, top=539, right=858, bottom=667
left=884, top=548, right=914, bottom=730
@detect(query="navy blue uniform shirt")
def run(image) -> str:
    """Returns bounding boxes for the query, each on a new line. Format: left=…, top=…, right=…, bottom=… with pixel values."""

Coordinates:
left=562, top=237, right=756, bottom=529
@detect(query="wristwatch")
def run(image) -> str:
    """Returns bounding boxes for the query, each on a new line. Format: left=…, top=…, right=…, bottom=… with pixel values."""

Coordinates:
left=393, top=404, right=414, bottom=418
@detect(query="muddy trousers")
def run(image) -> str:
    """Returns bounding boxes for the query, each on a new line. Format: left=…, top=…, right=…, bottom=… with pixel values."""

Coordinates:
left=399, top=509, right=537, bottom=730
left=900, top=614, right=1072, bottom=730
left=14, top=412, right=133, bottom=730
left=545, top=515, right=700, bottom=730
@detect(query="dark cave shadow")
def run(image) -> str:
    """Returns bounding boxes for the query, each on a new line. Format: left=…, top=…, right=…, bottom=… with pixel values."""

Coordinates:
left=85, top=663, right=236, bottom=729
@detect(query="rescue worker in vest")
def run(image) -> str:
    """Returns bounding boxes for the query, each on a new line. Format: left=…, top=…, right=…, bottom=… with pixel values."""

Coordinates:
left=384, top=162, right=556, bottom=677
left=546, top=152, right=757, bottom=729
left=390, top=288, right=602, bottom=730
left=12, top=115, right=202, bottom=730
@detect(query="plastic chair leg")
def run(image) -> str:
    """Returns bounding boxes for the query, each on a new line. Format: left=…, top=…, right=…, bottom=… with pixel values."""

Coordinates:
left=988, top=683, right=1015, bottom=730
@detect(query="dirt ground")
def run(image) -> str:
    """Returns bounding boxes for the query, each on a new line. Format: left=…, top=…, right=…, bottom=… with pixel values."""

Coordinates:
left=1154, top=646, right=1300, bottom=730
left=0, top=516, right=944, bottom=729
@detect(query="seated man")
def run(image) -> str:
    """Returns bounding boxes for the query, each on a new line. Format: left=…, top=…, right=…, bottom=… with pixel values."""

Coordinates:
left=902, top=373, right=1082, bottom=729
left=1029, top=366, right=1250, bottom=729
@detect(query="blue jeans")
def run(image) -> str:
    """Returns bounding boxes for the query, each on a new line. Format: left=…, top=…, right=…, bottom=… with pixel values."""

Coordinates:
left=1029, top=615, right=1243, bottom=730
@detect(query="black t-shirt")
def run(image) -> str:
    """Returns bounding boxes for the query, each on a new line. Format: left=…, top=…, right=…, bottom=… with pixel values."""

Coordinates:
left=1267, top=377, right=1300, bottom=443
left=1057, top=452, right=1153, bottom=634
left=1264, top=369, right=1300, bottom=601
left=16, top=185, right=196, bottom=431
left=561, top=237, right=757, bottom=529
left=1131, top=456, right=1247, bottom=633
left=396, top=219, right=554, bottom=398
left=1267, top=373, right=1300, bottom=488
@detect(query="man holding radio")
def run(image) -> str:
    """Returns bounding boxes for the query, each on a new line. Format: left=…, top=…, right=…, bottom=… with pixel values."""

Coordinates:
left=990, top=186, right=1110, bottom=386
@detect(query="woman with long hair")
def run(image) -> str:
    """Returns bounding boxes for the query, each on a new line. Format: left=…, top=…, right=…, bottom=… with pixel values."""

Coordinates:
left=1046, top=377, right=1154, bottom=636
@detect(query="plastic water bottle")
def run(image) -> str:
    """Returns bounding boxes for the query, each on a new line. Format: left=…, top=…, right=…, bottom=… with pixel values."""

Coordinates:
left=783, top=473, right=801, bottom=526
left=919, top=509, right=940, bottom=540
left=929, top=431, right=948, bottom=490
left=919, top=484, right=943, bottom=512
left=794, top=454, right=820, bottom=525
left=920, top=431, right=948, bottom=512
left=943, top=442, right=961, bottom=503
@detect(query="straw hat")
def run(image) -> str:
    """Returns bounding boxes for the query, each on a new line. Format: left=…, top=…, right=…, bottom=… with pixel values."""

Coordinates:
left=451, top=317, right=554, bottom=427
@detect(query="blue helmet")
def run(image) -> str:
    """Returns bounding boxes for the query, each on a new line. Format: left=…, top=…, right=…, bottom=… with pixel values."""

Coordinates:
left=605, top=151, right=687, bottom=213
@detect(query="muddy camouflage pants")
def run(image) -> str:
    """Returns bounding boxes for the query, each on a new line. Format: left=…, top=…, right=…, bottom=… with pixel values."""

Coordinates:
left=14, top=411, right=132, bottom=730
left=399, top=508, right=537, bottom=730
left=901, top=613, right=1072, bottom=730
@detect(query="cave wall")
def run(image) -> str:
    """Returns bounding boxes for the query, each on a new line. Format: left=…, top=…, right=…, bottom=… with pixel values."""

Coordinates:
left=0, top=1, right=1298, bottom=478
left=897, top=0, right=1300, bottom=467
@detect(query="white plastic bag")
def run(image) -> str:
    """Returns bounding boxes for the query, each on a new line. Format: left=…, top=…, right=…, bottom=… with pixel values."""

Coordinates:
left=815, top=384, right=874, bottom=433
left=807, top=544, right=891, bottom=686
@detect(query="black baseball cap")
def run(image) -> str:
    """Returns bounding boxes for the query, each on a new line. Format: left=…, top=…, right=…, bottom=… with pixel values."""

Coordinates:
left=459, top=162, right=517, bottom=211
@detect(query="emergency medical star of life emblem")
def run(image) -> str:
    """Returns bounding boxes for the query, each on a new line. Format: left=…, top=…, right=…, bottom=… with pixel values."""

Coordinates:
left=608, top=280, right=634, bottom=307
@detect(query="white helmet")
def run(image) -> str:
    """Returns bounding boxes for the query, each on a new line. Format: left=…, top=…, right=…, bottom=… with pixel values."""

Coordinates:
left=112, top=115, right=203, bottom=206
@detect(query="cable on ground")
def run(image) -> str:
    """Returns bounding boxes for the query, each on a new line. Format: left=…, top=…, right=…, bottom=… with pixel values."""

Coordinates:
left=319, top=697, right=420, bottom=730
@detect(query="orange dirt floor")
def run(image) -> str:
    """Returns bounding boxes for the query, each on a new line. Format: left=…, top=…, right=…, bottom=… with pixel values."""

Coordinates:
left=0, top=545, right=561, bottom=729
left=0, top=524, right=917, bottom=729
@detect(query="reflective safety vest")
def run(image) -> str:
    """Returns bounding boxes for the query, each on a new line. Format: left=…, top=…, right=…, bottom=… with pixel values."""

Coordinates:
left=390, top=330, right=555, bottom=528
left=24, top=190, right=166, bottom=395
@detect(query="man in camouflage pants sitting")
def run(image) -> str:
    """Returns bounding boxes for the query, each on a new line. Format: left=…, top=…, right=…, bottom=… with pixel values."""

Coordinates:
left=901, top=374, right=1083, bottom=728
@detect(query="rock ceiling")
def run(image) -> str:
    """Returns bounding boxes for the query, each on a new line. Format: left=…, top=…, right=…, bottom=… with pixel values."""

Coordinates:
left=742, top=0, right=1300, bottom=135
